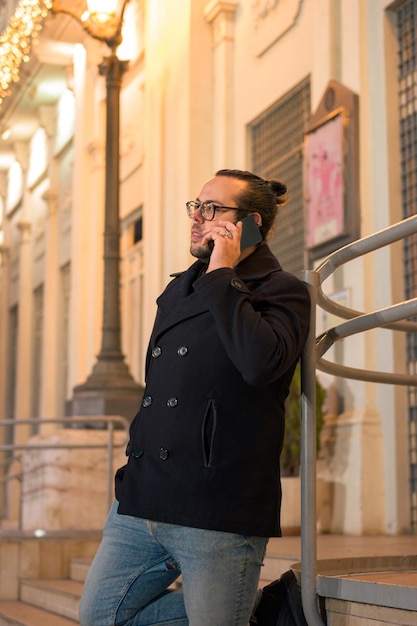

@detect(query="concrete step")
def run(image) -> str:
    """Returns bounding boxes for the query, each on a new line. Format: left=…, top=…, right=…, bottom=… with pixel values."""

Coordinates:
left=263, top=551, right=297, bottom=582
left=20, top=579, right=82, bottom=622
left=0, top=555, right=85, bottom=625
left=0, top=601, right=78, bottom=625
left=69, top=558, right=91, bottom=584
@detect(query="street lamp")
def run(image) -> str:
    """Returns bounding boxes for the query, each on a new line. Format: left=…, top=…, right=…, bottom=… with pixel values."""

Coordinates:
left=52, top=0, right=144, bottom=419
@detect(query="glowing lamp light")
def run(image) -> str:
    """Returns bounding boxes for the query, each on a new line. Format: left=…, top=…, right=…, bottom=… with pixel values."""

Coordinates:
left=0, top=0, right=52, bottom=105
left=86, top=0, right=119, bottom=24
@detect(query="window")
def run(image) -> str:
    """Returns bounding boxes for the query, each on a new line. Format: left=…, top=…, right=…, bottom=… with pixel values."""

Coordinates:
left=133, top=217, right=143, bottom=244
left=397, top=0, right=417, bottom=532
left=249, top=78, right=311, bottom=278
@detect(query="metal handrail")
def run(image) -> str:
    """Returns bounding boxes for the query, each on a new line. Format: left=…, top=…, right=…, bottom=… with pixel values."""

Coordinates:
left=0, top=416, right=130, bottom=518
left=300, top=214, right=417, bottom=626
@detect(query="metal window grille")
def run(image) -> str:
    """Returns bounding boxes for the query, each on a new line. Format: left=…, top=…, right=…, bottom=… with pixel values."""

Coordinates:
left=249, top=78, right=311, bottom=278
left=397, top=0, right=417, bottom=533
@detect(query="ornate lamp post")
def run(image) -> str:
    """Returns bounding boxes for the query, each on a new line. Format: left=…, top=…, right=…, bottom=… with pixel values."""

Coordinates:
left=52, top=0, right=143, bottom=419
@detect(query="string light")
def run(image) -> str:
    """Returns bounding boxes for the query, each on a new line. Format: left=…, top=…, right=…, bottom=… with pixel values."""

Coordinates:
left=0, top=0, right=52, bottom=105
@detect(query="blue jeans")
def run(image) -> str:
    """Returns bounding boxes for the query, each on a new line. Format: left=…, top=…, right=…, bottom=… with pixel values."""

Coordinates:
left=79, top=501, right=268, bottom=626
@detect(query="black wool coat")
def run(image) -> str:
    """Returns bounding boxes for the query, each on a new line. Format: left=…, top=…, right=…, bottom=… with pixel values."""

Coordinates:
left=116, top=243, right=311, bottom=537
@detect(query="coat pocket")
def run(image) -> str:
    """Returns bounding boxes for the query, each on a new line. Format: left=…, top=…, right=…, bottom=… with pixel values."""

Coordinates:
left=201, top=399, right=217, bottom=468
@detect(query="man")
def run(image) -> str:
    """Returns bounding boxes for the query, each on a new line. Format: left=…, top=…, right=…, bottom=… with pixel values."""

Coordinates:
left=79, top=169, right=311, bottom=626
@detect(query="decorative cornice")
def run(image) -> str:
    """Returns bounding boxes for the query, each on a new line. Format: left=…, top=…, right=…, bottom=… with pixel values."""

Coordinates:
left=38, top=104, right=56, bottom=138
left=42, top=189, right=58, bottom=218
left=204, top=0, right=239, bottom=24
left=13, top=140, right=30, bottom=172
left=204, top=0, right=239, bottom=46
left=17, top=219, right=31, bottom=242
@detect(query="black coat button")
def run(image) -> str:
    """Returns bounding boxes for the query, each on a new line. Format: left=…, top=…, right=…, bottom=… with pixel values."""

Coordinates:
left=231, top=278, right=245, bottom=290
left=142, top=395, right=153, bottom=407
left=152, top=346, right=162, bottom=358
left=167, top=397, right=178, bottom=408
left=159, top=448, right=169, bottom=460
left=132, top=449, right=143, bottom=459
left=177, top=346, right=188, bottom=356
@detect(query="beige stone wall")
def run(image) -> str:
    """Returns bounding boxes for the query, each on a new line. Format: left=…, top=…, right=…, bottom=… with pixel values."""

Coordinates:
left=20, top=430, right=126, bottom=532
left=0, top=0, right=411, bottom=536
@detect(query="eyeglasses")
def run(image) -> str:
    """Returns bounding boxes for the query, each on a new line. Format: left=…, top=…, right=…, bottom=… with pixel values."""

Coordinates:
left=186, top=200, right=247, bottom=221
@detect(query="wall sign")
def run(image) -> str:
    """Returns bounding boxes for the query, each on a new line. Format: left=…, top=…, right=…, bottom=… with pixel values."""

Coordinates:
left=304, top=81, right=359, bottom=262
left=305, top=109, right=345, bottom=249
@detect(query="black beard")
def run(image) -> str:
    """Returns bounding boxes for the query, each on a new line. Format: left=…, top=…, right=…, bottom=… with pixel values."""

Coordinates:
left=190, top=243, right=211, bottom=261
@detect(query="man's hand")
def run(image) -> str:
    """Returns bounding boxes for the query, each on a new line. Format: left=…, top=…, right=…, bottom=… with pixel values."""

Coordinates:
left=202, top=220, right=243, bottom=271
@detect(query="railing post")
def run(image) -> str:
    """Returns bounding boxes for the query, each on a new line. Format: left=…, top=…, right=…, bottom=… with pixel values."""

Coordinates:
left=300, top=269, right=324, bottom=626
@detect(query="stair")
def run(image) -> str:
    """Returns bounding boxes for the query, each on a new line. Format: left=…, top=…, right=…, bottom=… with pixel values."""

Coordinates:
left=0, top=602, right=77, bottom=626
left=1, top=539, right=416, bottom=626
left=0, top=556, right=91, bottom=626
left=0, top=545, right=289, bottom=626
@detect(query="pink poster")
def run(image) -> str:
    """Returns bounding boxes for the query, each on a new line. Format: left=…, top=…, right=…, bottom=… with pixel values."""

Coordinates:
left=305, top=113, right=344, bottom=249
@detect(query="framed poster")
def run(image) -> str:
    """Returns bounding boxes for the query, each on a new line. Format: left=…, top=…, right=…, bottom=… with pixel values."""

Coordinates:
left=304, top=108, right=346, bottom=252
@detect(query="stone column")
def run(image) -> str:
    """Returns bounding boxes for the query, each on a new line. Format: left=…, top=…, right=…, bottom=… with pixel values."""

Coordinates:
left=0, top=169, right=9, bottom=425
left=0, top=243, right=10, bottom=518
left=12, top=141, right=32, bottom=445
left=13, top=220, right=32, bottom=443
left=204, top=0, right=239, bottom=169
left=36, top=106, right=60, bottom=426
left=38, top=190, right=59, bottom=425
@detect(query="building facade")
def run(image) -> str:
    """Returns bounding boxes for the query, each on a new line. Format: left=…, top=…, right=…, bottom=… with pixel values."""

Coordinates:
left=0, top=0, right=415, bottom=535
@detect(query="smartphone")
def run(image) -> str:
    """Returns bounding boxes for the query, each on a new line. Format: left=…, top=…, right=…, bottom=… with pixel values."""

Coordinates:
left=239, top=214, right=262, bottom=250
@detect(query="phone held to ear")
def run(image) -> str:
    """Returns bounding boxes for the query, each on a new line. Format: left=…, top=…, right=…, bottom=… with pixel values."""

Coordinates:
left=239, top=214, right=262, bottom=250
left=207, top=214, right=261, bottom=254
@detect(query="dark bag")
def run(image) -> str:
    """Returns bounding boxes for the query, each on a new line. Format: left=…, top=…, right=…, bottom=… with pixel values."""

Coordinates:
left=249, top=570, right=308, bottom=626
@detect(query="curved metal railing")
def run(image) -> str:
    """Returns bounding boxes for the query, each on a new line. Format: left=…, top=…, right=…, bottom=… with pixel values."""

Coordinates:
left=300, top=213, right=417, bottom=625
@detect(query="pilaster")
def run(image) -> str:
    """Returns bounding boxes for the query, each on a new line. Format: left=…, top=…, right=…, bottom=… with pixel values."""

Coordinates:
left=36, top=103, right=60, bottom=423
left=39, top=190, right=59, bottom=424
left=13, top=142, right=30, bottom=179
left=204, top=0, right=238, bottom=168
left=13, top=220, right=32, bottom=441
left=0, top=245, right=10, bottom=425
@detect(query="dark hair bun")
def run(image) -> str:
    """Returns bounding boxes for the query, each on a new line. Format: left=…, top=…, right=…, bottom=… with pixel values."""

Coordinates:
left=268, top=179, right=288, bottom=205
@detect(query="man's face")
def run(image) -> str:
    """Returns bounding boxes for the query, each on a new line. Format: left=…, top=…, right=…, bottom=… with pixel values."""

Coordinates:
left=189, top=175, right=247, bottom=260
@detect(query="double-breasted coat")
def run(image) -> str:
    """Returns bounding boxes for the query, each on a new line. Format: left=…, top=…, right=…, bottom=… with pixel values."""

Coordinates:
left=116, top=243, right=310, bottom=537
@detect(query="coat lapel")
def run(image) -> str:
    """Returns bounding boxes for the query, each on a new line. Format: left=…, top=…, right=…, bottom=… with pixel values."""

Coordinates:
left=153, top=261, right=210, bottom=338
